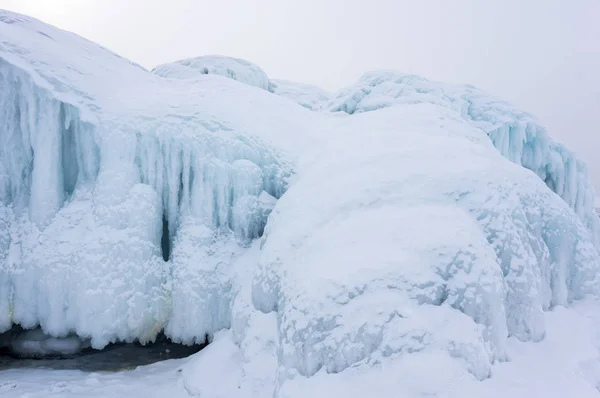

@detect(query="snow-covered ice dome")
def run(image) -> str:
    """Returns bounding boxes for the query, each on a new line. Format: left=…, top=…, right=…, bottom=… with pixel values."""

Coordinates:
left=1, top=9, right=600, bottom=398
left=152, top=55, right=333, bottom=110
left=152, top=55, right=273, bottom=91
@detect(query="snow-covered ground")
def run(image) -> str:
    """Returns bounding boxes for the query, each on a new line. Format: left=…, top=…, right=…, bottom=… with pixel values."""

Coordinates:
left=2, top=298, right=600, bottom=397
left=1, top=9, right=600, bottom=398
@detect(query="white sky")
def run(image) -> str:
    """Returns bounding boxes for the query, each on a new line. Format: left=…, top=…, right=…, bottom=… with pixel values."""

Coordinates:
left=2, top=0, right=600, bottom=189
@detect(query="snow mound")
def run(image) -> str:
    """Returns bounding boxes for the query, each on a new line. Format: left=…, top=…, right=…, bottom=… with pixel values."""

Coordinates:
left=153, top=55, right=273, bottom=91
left=1, top=9, right=600, bottom=397
left=327, top=71, right=598, bottom=241
left=152, top=57, right=333, bottom=111
left=252, top=104, right=600, bottom=385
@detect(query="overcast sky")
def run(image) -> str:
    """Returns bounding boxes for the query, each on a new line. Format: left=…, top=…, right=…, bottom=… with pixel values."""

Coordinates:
left=2, top=0, right=600, bottom=189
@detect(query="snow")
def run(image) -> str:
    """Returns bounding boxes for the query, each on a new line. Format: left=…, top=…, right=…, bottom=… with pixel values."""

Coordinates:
left=1, top=8, right=600, bottom=398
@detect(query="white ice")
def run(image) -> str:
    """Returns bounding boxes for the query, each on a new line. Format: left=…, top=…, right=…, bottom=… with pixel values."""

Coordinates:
left=1, top=9, right=600, bottom=398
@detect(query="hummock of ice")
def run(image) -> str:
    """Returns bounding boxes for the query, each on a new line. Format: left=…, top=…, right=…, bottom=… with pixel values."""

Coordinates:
left=1, top=10, right=600, bottom=397
left=153, top=55, right=333, bottom=111
left=152, top=55, right=273, bottom=91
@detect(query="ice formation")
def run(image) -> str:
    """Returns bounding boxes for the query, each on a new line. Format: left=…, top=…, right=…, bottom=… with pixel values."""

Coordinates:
left=152, top=56, right=333, bottom=110
left=1, top=9, right=600, bottom=397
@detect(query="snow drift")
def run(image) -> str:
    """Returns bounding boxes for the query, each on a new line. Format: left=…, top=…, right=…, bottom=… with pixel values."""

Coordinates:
left=1, top=9, right=600, bottom=397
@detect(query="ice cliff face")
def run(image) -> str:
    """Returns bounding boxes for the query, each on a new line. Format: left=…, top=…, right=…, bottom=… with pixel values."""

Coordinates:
left=0, top=10, right=303, bottom=347
left=1, top=9, right=600, bottom=397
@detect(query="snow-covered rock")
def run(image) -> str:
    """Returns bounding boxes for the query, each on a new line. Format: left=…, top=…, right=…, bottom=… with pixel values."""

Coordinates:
left=1, top=9, right=600, bottom=397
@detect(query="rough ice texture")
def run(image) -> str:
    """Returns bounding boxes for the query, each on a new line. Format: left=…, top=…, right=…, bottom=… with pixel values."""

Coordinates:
left=1, top=9, right=600, bottom=397
left=152, top=55, right=273, bottom=91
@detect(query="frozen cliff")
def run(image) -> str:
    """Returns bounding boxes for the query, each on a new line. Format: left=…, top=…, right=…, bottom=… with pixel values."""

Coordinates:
left=1, top=9, right=600, bottom=397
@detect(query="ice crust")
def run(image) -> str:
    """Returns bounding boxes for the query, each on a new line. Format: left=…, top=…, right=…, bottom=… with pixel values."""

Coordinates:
left=1, top=9, right=600, bottom=397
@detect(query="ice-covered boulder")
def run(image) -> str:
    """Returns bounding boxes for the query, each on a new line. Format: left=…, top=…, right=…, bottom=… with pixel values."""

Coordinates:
left=153, top=55, right=273, bottom=91
left=252, top=103, right=600, bottom=386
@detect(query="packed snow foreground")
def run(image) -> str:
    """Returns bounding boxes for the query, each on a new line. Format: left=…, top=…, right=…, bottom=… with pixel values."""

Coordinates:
left=1, top=9, right=600, bottom=397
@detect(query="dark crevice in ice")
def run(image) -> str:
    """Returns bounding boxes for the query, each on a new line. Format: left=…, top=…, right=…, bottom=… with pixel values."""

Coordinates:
left=59, top=103, right=79, bottom=199
left=161, top=214, right=171, bottom=261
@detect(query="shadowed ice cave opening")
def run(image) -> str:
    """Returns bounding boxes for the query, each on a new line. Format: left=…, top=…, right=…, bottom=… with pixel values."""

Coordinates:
left=0, top=326, right=207, bottom=372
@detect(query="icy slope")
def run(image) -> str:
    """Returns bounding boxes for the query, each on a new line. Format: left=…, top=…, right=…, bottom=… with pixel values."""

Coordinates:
left=1, top=9, right=600, bottom=398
